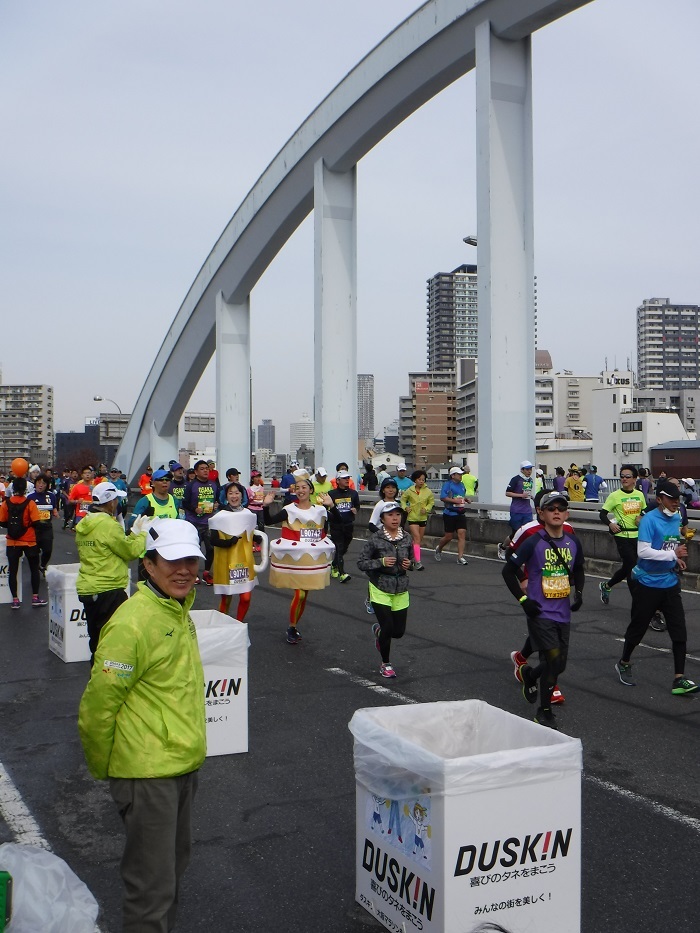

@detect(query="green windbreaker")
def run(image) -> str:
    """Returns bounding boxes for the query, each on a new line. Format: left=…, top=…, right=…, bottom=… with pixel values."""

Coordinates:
left=78, top=583, right=206, bottom=779
left=75, top=511, right=146, bottom=595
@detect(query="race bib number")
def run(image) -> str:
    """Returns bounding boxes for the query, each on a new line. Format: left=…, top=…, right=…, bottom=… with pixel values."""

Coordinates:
left=229, top=566, right=250, bottom=583
left=300, top=528, right=322, bottom=542
left=541, top=571, right=570, bottom=598
left=662, top=536, right=681, bottom=552
left=622, top=499, right=641, bottom=515
left=37, top=509, right=51, bottom=520
left=201, top=500, right=214, bottom=514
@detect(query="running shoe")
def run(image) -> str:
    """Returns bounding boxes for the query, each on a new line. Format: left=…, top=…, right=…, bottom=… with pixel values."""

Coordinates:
left=497, top=544, right=507, bottom=561
left=380, top=663, right=396, bottom=679
left=39, top=566, right=47, bottom=577
left=10, top=598, right=20, bottom=610
left=434, top=547, right=442, bottom=562
left=534, top=708, right=558, bottom=730
left=510, top=650, right=527, bottom=682
left=31, top=595, right=48, bottom=608
left=202, top=571, right=214, bottom=586
left=339, top=573, right=351, bottom=583
left=365, top=597, right=375, bottom=614
left=286, top=626, right=301, bottom=644
left=520, top=665, right=538, bottom=704
left=671, top=677, right=699, bottom=695
left=415, top=561, right=424, bottom=571
left=615, top=661, right=636, bottom=686
left=458, top=556, right=469, bottom=565
left=371, top=622, right=381, bottom=654
left=330, top=567, right=339, bottom=579
left=650, top=612, right=666, bottom=632
left=195, top=577, right=201, bottom=585
left=551, top=685, right=565, bottom=705
left=599, top=581, right=611, bottom=605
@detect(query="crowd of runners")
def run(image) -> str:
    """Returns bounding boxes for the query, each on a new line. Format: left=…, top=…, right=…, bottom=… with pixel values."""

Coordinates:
left=2, top=451, right=699, bottom=929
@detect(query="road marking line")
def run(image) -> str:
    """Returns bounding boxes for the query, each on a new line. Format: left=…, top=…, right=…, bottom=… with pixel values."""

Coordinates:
left=586, top=775, right=700, bottom=835
left=325, top=667, right=417, bottom=703
left=0, top=761, right=51, bottom=850
left=614, top=637, right=700, bottom=662
left=0, top=761, right=103, bottom=931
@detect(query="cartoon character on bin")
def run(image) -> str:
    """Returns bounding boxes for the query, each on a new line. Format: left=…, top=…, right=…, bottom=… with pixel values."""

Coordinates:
left=371, top=794, right=387, bottom=833
left=208, top=482, right=269, bottom=621
left=408, top=801, right=429, bottom=857
left=387, top=799, right=403, bottom=843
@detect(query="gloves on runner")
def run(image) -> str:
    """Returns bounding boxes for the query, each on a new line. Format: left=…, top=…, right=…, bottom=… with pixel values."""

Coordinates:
left=570, top=590, right=583, bottom=612
left=520, top=597, right=541, bottom=618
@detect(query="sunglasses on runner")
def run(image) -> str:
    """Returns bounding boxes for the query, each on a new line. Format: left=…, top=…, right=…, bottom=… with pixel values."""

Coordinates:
left=543, top=505, right=567, bottom=512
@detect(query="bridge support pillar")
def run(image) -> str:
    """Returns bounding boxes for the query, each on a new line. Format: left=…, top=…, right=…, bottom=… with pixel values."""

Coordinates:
left=216, top=291, right=251, bottom=478
left=475, top=22, right=535, bottom=507
left=149, top=422, right=178, bottom=471
left=314, top=159, right=358, bottom=474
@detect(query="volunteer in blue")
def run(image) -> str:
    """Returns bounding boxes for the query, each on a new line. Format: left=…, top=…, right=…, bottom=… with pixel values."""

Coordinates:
left=502, top=490, right=585, bottom=729
left=614, top=480, right=699, bottom=694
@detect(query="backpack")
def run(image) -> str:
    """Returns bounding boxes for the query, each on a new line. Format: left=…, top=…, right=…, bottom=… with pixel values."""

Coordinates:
left=6, top=500, right=30, bottom=540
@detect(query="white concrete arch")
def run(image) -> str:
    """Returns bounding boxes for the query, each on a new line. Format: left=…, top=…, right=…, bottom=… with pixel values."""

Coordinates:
left=118, top=0, right=592, bottom=484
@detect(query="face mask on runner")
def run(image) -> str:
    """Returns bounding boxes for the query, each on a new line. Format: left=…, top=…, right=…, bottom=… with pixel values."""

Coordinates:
left=662, top=507, right=677, bottom=518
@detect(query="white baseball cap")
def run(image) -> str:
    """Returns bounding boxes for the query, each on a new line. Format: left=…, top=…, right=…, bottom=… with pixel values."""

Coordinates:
left=396, top=462, right=407, bottom=471
left=92, top=482, right=128, bottom=505
left=520, top=460, right=534, bottom=470
left=449, top=466, right=463, bottom=475
left=145, top=518, right=204, bottom=560
left=316, top=467, right=328, bottom=477
left=336, top=470, right=351, bottom=479
left=380, top=501, right=403, bottom=515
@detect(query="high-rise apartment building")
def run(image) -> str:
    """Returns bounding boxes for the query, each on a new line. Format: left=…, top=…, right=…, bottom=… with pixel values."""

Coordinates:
left=357, top=374, right=374, bottom=441
left=426, top=264, right=478, bottom=371
left=399, top=372, right=457, bottom=469
left=637, top=298, right=700, bottom=390
left=0, top=382, right=54, bottom=466
left=257, top=419, right=276, bottom=451
left=290, top=414, right=315, bottom=455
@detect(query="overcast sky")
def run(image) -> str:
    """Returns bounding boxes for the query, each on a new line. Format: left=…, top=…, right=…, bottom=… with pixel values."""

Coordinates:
left=2, top=0, right=699, bottom=453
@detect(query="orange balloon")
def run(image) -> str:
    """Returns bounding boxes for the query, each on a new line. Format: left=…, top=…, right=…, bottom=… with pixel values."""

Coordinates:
left=10, top=457, right=29, bottom=477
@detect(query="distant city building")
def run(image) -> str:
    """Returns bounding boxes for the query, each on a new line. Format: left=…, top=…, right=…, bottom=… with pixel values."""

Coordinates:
left=383, top=420, right=399, bottom=455
left=357, top=374, right=375, bottom=441
left=0, top=381, right=54, bottom=466
left=290, top=414, right=315, bottom=454
left=635, top=388, right=698, bottom=436
left=96, top=411, right=130, bottom=467
left=257, top=418, right=276, bottom=451
left=426, top=264, right=478, bottom=372
left=55, top=422, right=101, bottom=471
left=637, top=298, right=700, bottom=391
left=399, top=372, right=456, bottom=469
left=184, top=413, right=216, bottom=433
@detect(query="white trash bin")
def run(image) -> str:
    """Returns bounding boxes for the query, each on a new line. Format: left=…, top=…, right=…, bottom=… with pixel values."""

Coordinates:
left=45, top=564, right=131, bottom=663
left=349, top=700, right=582, bottom=933
left=45, top=564, right=90, bottom=662
left=0, top=535, right=22, bottom=604
left=191, top=610, right=250, bottom=756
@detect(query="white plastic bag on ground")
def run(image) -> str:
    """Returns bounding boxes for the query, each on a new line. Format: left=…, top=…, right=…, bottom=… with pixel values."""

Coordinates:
left=0, top=843, right=98, bottom=932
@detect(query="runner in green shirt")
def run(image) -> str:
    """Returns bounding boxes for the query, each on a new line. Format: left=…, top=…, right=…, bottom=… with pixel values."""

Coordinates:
left=598, top=465, right=647, bottom=605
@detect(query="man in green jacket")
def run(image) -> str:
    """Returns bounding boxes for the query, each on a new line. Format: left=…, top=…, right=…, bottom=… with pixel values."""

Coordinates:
left=78, top=518, right=206, bottom=933
left=76, top=482, right=147, bottom=660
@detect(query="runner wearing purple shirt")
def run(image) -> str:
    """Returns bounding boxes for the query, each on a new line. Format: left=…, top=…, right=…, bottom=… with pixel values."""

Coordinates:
left=502, top=490, right=585, bottom=729
left=497, top=460, right=536, bottom=560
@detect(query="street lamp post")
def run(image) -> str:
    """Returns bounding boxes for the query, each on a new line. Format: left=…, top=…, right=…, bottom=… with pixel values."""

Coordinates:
left=93, top=395, right=123, bottom=415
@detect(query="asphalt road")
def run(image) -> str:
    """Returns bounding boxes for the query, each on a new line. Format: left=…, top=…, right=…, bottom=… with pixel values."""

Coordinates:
left=1, top=524, right=700, bottom=932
